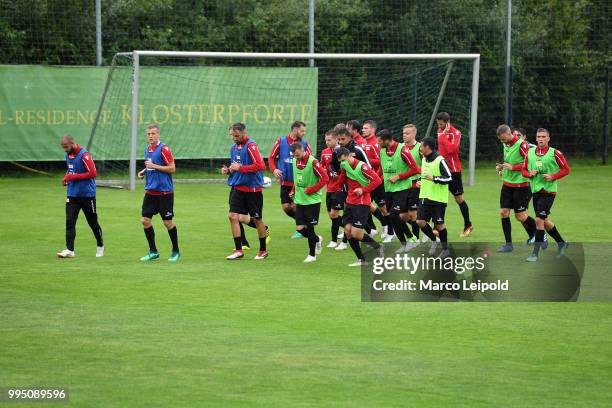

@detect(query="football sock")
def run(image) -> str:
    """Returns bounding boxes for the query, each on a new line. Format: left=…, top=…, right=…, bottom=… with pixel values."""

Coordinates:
left=167, top=226, right=179, bottom=253
left=144, top=226, right=157, bottom=253
left=502, top=217, right=512, bottom=243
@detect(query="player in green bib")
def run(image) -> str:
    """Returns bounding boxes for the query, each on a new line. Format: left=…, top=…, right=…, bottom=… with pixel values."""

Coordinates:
left=402, top=124, right=425, bottom=243
left=290, top=142, right=328, bottom=263
left=495, top=124, right=538, bottom=253
left=378, top=129, right=421, bottom=253
left=521, top=128, right=570, bottom=261
left=416, top=138, right=452, bottom=258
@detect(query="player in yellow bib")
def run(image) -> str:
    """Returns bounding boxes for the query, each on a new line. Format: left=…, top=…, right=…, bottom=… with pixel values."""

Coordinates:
left=416, top=138, right=452, bottom=258
left=290, top=142, right=328, bottom=263
left=521, top=128, right=570, bottom=261
left=495, top=124, right=537, bottom=253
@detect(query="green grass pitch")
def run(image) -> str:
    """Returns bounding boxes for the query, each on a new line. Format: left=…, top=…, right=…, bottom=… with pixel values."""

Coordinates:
left=1, top=164, right=612, bottom=407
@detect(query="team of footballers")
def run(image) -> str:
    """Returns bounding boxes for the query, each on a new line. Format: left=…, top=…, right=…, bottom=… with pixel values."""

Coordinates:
left=57, top=113, right=570, bottom=264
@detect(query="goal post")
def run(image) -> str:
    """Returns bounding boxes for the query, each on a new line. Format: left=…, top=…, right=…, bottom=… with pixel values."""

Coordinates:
left=91, top=51, right=480, bottom=190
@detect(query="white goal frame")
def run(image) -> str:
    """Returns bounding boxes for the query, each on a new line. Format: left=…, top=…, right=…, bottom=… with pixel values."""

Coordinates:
left=122, top=51, right=480, bottom=191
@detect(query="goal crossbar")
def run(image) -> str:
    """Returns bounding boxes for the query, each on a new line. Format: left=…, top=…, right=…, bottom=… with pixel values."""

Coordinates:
left=123, top=51, right=480, bottom=190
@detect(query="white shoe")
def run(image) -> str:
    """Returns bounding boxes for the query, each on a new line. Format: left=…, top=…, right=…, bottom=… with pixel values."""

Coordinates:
left=96, top=246, right=104, bottom=257
left=315, top=235, right=323, bottom=255
left=395, top=244, right=408, bottom=254
left=348, top=259, right=367, bottom=267
left=380, top=225, right=388, bottom=238
left=56, top=249, right=75, bottom=258
left=421, top=234, right=430, bottom=243
left=428, top=239, right=440, bottom=256
left=368, top=229, right=378, bottom=239
left=335, top=242, right=347, bottom=251
left=327, top=241, right=339, bottom=248
left=337, top=232, right=344, bottom=240
left=226, top=250, right=244, bottom=260
left=303, top=255, right=317, bottom=263
left=383, top=234, right=395, bottom=243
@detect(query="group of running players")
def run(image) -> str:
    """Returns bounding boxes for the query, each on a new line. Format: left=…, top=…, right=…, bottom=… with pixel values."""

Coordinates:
left=56, top=112, right=570, bottom=264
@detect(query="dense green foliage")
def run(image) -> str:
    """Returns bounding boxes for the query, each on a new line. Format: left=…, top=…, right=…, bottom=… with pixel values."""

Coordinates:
left=0, top=0, right=610, bottom=157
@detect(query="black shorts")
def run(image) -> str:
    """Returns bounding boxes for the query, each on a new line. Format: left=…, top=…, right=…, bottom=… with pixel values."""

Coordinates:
left=386, top=190, right=410, bottom=214
left=230, top=189, right=263, bottom=219
left=449, top=172, right=464, bottom=196
left=532, top=192, right=555, bottom=219
left=280, top=185, right=293, bottom=205
left=500, top=185, right=531, bottom=213
left=370, top=184, right=387, bottom=207
left=343, top=204, right=370, bottom=229
left=417, top=202, right=446, bottom=225
left=407, top=188, right=420, bottom=211
left=296, top=203, right=321, bottom=226
left=66, top=196, right=97, bottom=220
left=142, top=193, right=174, bottom=220
left=326, top=191, right=346, bottom=212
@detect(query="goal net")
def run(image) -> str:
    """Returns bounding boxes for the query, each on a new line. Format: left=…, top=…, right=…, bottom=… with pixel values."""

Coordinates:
left=87, top=52, right=479, bottom=190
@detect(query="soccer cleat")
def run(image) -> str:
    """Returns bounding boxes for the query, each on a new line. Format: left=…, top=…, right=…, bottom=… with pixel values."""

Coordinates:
left=421, top=234, right=430, bottom=243
left=291, top=231, right=303, bottom=239
left=335, top=242, right=347, bottom=251
left=526, top=253, right=539, bottom=262
left=395, top=244, right=408, bottom=254
left=348, top=259, right=367, bottom=267
left=428, top=239, right=439, bottom=256
left=460, top=224, right=474, bottom=237
left=327, top=241, right=339, bottom=248
left=265, top=225, right=271, bottom=245
left=96, top=246, right=104, bottom=257
left=526, top=235, right=536, bottom=245
left=140, top=251, right=159, bottom=261
left=368, top=229, right=378, bottom=239
left=408, top=236, right=420, bottom=248
left=380, top=225, right=388, bottom=238
left=56, top=249, right=75, bottom=258
left=556, top=242, right=569, bottom=258
left=438, top=249, right=451, bottom=259
left=315, top=235, right=323, bottom=255
left=254, top=250, right=268, bottom=260
left=303, top=255, right=317, bottom=263
left=226, top=250, right=244, bottom=260
left=241, top=245, right=250, bottom=250
left=337, top=232, right=344, bottom=240
left=496, top=244, right=514, bottom=253
left=168, top=251, right=180, bottom=262
left=383, top=234, right=395, bottom=243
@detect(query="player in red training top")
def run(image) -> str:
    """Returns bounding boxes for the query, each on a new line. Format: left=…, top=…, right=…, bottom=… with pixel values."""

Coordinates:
left=363, top=119, right=393, bottom=241
left=346, top=119, right=368, bottom=147
left=320, top=129, right=346, bottom=248
left=436, top=112, right=473, bottom=237
left=335, top=147, right=384, bottom=267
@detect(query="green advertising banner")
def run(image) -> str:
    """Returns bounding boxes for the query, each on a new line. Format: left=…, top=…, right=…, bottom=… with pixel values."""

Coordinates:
left=0, top=65, right=318, bottom=161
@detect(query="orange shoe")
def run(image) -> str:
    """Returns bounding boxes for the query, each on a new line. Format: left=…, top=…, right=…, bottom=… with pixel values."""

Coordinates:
left=460, top=224, right=474, bottom=237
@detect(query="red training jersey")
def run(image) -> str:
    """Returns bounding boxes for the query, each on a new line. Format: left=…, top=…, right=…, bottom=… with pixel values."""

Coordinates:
left=336, top=161, right=381, bottom=205
left=66, top=145, right=97, bottom=181
left=437, top=124, right=462, bottom=172
left=363, top=135, right=381, bottom=175
left=320, top=147, right=344, bottom=193
left=234, top=136, right=266, bottom=193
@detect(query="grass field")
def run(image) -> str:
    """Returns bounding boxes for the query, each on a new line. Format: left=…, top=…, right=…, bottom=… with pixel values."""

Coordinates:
left=1, top=164, right=612, bottom=407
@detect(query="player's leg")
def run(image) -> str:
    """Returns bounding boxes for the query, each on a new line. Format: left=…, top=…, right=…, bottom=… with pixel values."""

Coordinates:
left=247, top=191, right=268, bottom=260
left=58, top=197, right=80, bottom=258
left=416, top=204, right=437, bottom=242
left=527, top=193, right=549, bottom=261
left=541, top=198, right=568, bottom=256
left=406, top=188, right=420, bottom=241
left=515, top=186, right=536, bottom=244
left=326, top=192, right=341, bottom=248
left=81, top=197, right=104, bottom=257
left=451, top=172, right=473, bottom=237
left=433, top=205, right=449, bottom=258
left=140, top=195, right=160, bottom=261
left=227, top=190, right=247, bottom=259
left=159, top=194, right=179, bottom=261
left=498, top=186, right=514, bottom=252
